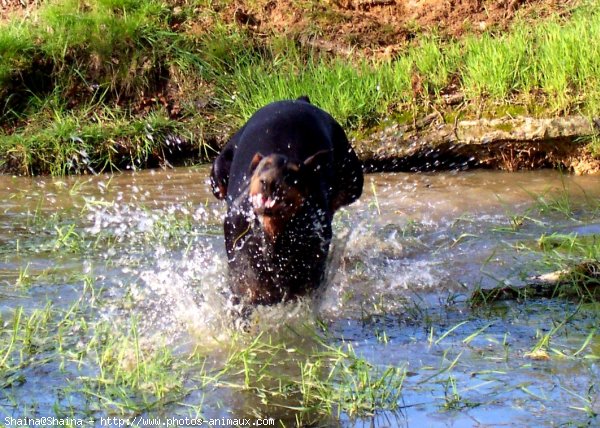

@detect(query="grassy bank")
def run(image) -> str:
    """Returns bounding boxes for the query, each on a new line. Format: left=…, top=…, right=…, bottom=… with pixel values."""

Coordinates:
left=1, top=0, right=600, bottom=175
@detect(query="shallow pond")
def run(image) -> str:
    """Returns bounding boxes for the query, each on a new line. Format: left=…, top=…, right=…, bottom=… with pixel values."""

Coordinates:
left=0, top=168, right=599, bottom=427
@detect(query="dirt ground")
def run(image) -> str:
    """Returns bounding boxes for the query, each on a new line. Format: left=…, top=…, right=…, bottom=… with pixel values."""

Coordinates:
left=0, top=0, right=37, bottom=19
left=2, top=0, right=578, bottom=53
left=227, top=0, right=578, bottom=56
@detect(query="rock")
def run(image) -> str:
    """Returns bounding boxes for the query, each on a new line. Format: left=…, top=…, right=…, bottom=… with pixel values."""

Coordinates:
left=356, top=115, right=600, bottom=173
left=455, top=116, right=594, bottom=144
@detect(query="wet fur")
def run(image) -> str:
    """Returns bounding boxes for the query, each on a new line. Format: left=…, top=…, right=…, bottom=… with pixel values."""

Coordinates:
left=211, top=97, right=363, bottom=306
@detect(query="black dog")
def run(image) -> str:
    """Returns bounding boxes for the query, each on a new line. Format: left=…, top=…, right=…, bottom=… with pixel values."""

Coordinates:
left=211, top=97, right=363, bottom=306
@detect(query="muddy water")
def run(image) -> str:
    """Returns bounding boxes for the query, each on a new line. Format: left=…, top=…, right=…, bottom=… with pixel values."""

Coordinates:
left=1, top=168, right=599, bottom=426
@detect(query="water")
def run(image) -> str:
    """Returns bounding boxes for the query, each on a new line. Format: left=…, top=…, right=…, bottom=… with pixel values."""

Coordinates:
left=0, top=168, right=599, bottom=426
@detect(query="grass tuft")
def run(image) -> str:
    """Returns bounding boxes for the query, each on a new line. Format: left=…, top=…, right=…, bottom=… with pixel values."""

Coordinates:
left=216, top=330, right=406, bottom=423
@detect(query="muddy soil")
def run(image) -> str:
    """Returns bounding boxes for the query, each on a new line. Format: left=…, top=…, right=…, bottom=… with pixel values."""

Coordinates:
left=0, top=0, right=37, bottom=19
left=229, top=0, right=578, bottom=56
left=3, top=0, right=577, bottom=50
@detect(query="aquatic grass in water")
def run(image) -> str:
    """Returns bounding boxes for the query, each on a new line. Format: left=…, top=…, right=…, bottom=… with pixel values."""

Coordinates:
left=79, top=318, right=192, bottom=413
left=535, top=233, right=600, bottom=299
left=0, top=305, right=207, bottom=418
left=0, top=297, right=94, bottom=390
left=1, top=170, right=600, bottom=425
left=4, top=200, right=216, bottom=257
left=213, top=329, right=406, bottom=423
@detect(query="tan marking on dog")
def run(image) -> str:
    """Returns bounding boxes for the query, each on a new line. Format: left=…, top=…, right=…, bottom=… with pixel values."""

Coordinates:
left=262, top=216, right=283, bottom=239
left=250, top=153, right=264, bottom=172
left=249, top=174, right=261, bottom=197
left=261, top=187, right=305, bottom=240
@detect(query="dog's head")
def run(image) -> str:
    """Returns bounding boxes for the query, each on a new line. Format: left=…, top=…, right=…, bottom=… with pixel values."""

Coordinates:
left=248, top=151, right=329, bottom=237
left=249, top=153, right=304, bottom=218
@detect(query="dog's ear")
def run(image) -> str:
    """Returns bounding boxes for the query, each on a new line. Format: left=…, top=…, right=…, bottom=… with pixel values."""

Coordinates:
left=302, top=149, right=331, bottom=172
left=249, top=153, right=264, bottom=173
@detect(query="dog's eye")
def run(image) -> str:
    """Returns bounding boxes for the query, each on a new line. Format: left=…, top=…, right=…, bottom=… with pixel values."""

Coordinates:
left=284, top=174, right=298, bottom=185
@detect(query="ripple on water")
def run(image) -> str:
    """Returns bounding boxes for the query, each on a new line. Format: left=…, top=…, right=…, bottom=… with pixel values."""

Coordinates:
left=1, top=168, right=600, bottom=425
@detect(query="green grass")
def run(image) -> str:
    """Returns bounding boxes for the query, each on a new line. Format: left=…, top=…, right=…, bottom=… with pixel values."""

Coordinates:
left=79, top=318, right=192, bottom=413
left=219, top=1, right=600, bottom=126
left=0, top=0, right=214, bottom=174
left=222, top=56, right=398, bottom=129
left=462, top=30, right=529, bottom=99
left=411, top=37, right=461, bottom=97
left=1, top=106, right=204, bottom=175
left=589, top=136, right=600, bottom=158
left=1, top=0, right=185, bottom=100
left=0, top=22, right=35, bottom=86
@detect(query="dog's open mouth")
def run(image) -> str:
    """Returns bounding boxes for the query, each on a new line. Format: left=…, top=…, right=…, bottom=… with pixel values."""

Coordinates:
left=250, top=192, right=280, bottom=215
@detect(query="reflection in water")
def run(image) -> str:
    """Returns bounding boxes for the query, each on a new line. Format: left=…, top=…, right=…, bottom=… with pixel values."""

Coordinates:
left=0, top=167, right=599, bottom=425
